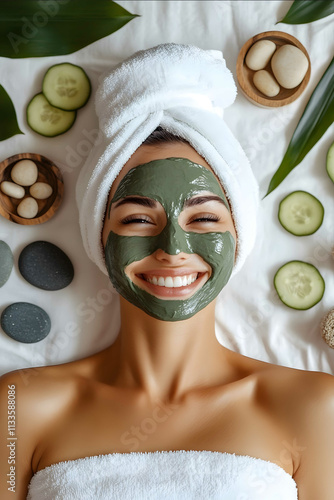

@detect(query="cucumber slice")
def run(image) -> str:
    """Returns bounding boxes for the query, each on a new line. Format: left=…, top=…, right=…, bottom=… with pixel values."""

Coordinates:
left=274, top=261, right=325, bottom=310
left=278, top=190, right=324, bottom=236
left=27, top=93, right=76, bottom=137
left=42, top=63, right=91, bottom=111
left=326, top=140, right=334, bottom=183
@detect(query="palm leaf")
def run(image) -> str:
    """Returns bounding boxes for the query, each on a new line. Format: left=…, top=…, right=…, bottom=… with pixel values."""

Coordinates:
left=0, top=85, right=23, bottom=141
left=0, top=0, right=139, bottom=58
left=277, top=0, right=334, bottom=25
left=264, top=56, right=334, bottom=197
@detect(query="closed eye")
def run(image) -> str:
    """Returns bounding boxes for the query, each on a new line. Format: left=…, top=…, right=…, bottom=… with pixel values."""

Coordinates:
left=121, top=216, right=154, bottom=225
left=190, top=215, right=221, bottom=223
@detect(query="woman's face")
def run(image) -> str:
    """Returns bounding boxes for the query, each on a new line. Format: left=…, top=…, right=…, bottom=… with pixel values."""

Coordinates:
left=102, top=143, right=237, bottom=322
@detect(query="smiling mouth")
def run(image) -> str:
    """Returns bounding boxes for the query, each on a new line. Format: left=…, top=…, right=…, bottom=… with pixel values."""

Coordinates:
left=134, top=271, right=208, bottom=298
left=140, top=273, right=201, bottom=288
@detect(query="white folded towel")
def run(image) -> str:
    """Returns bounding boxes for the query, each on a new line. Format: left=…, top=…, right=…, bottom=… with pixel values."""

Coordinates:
left=27, top=450, right=298, bottom=499
left=76, top=43, right=259, bottom=282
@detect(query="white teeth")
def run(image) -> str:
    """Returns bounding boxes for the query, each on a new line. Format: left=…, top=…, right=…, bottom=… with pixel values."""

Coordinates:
left=144, top=273, right=199, bottom=288
left=165, top=277, right=174, bottom=288
left=173, top=277, right=183, bottom=288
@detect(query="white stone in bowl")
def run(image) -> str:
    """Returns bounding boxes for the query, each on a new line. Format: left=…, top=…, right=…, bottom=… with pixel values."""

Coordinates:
left=271, top=44, right=309, bottom=89
left=11, top=160, right=38, bottom=187
left=253, top=70, right=280, bottom=97
left=245, top=40, right=277, bottom=71
left=1, top=181, right=25, bottom=199
left=30, top=182, right=53, bottom=200
left=17, top=197, right=39, bottom=219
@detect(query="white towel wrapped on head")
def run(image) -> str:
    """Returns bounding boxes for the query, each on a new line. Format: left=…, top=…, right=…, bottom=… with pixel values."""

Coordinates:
left=76, top=43, right=259, bottom=282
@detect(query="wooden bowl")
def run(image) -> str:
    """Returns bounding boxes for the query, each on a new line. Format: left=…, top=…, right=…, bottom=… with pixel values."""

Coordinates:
left=0, top=153, right=64, bottom=225
left=236, top=31, right=311, bottom=108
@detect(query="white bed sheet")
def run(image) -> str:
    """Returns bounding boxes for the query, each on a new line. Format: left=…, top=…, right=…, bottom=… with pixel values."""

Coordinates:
left=0, top=1, right=333, bottom=376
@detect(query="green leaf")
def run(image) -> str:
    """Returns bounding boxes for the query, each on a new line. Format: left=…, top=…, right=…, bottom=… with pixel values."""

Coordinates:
left=277, top=0, right=334, bottom=25
left=0, top=0, right=140, bottom=58
left=264, top=56, right=334, bottom=198
left=0, top=85, right=23, bottom=141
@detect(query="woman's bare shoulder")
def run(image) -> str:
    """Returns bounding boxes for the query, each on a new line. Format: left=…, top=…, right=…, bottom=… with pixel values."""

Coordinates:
left=0, top=350, right=98, bottom=387
left=256, top=362, right=334, bottom=410
left=0, top=360, right=89, bottom=409
left=0, top=362, right=89, bottom=441
left=275, top=368, right=334, bottom=498
left=253, top=363, right=334, bottom=484
left=280, top=366, right=334, bottom=434
left=251, top=362, right=333, bottom=433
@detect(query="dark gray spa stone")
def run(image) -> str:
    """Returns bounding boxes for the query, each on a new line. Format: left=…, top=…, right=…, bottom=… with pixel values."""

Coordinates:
left=18, top=241, right=74, bottom=291
left=0, top=241, right=14, bottom=288
left=1, top=302, right=51, bottom=343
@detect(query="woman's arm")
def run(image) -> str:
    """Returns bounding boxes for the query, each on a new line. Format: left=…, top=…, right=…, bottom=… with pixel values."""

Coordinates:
left=293, top=372, right=334, bottom=499
left=1, top=363, right=81, bottom=500
left=0, top=370, right=36, bottom=500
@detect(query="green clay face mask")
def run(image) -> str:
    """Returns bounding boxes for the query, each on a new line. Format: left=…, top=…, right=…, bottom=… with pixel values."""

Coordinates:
left=105, top=157, right=236, bottom=321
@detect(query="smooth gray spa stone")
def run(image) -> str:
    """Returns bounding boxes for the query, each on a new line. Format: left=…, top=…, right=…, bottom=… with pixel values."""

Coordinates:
left=18, top=240, right=74, bottom=291
left=1, top=302, right=51, bottom=343
left=0, top=241, right=14, bottom=288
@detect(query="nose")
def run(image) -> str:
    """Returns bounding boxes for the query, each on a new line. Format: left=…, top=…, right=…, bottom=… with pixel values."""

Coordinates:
left=154, top=220, right=192, bottom=258
left=154, top=248, right=188, bottom=264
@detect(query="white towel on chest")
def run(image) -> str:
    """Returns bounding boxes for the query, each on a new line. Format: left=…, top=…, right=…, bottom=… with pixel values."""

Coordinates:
left=75, top=43, right=259, bottom=284
left=27, top=450, right=298, bottom=500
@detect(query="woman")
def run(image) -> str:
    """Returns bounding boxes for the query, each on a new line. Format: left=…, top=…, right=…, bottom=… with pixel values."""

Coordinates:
left=1, top=44, right=334, bottom=499
left=1, top=128, right=334, bottom=499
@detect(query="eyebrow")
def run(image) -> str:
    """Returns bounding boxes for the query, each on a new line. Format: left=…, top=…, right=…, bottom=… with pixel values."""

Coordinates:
left=113, top=196, right=157, bottom=209
left=183, top=195, right=227, bottom=208
left=108, top=196, right=156, bottom=218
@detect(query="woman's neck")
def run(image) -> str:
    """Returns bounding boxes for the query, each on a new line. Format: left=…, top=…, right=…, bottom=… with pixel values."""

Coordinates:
left=100, top=298, right=238, bottom=404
